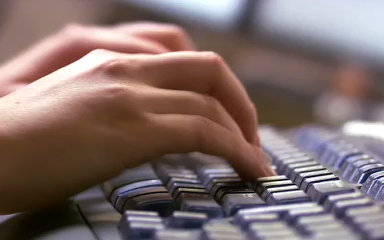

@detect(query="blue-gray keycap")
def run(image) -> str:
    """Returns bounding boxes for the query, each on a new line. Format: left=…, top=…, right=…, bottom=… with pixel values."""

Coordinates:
left=266, top=190, right=311, bottom=205
left=361, top=171, right=384, bottom=195
left=169, top=182, right=206, bottom=198
left=260, top=185, right=299, bottom=201
left=119, top=210, right=164, bottom=239
left=236, top=202, right=318, bottom=217
left=115, top=185, right=168, bottom=212
left=349, top=163, right=384, bottom=184
left=289, top=164, right=327, bottom=180
left=294, top=169, right=334, bottom=187
left=110, top=179, right=163, bottom=206
left=284, top=161, right=319, bottom=177
left=222, top=193, right=266, bottom=216
left=342, top=158, right=377, bottom=181
left=202, top=172, right=239, bottom=186
left=306, top=180, right=355, bottom=203
left=339, top=155, right=371, bottom=177
left=283, top=205, right=325, bottom=224
left=332, top=197, right=374, bottom=218
left=323, top=191, right=363, bottom=212
left=155, top=229, right=200, bottom=240
left=255, top=180, right=293, bottom=195
left=175, top=192, right=223, bottom=218
left=301, top=174, right=339, bottom=192
left=233, top=213, right=280, bottom=229
left=168, top=211, right=208, bottom=229
left=253, top=176, right=289, bottom=191
left=370, top=177, right=384, bottom=200
left=276, top=156, right=313, bottom=174
left=123, top=192, right=174, bottom=216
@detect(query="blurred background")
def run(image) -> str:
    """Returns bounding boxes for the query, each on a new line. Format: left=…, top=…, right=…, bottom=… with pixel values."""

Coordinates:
left=1, top=0, right=384, bottom=128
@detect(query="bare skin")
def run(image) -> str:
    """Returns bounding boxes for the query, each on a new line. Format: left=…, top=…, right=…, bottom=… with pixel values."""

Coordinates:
left=0, top=22, right=274, bottom=214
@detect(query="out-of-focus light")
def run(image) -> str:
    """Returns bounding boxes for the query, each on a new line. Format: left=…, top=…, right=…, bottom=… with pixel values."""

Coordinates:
left=120, top=0, right=247, bottom=31
left=257, top=0, right=384, bottom=64
left=343, top=121, right=384, bottom=140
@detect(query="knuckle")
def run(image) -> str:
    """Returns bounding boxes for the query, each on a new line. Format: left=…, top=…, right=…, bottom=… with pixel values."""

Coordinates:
left=92, top=57, right=129, bottom=76
left=58, top=23, right=88, bottom=43
left=203, top=95, right=222, bottom=117
left=165, top=24, right=187, bottom=37
left=191, top=116, right=212, bottom=151
left=201, top=51, right=224, bottom=68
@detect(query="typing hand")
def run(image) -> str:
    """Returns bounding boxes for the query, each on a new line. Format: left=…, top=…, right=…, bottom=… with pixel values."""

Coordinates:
left=0, top=22, right=195, bottom=97
left=0, top=50, right=274, bottom=214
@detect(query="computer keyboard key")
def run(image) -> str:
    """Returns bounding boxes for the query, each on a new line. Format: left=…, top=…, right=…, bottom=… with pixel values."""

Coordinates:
left=289, top=165, right=328, bottom=182
left=115, top=186, right=168, bottom=212
left=215, top=187, right=254, bottom=203
left=233, top=213, right=280, bottom=229
left=332, top=197, right=374, bottom=218
left=195, top=164, right=234, bottom=179
left=344, top=205, right=384, bottom=220
left=306, top=180, right=355, bottom=203
left=166, top=177, right=201, bottom=189
left=260, top=185, right=299, bottom=201
left=210, top=182, right=249, bottom=202
left=119, top=221, right=164, bottom=240
left=123, top=210, right=160, bottom=218
left=154, top=229, right=201, bottom=240
left=361, top=171, right=384, bottom=195
left=341, top=157, right=376, bottom=180
left=266, top=190, right=311, bottom=205
left=283, top=161, right=320, bottom=177
left=168, top=211, right=208, bottom=229
left=255, top=179, right=294, bottom=195
left=349, top=163, right=384, bottom=184
left=248, top=222, right=298, bottom=239
left=327, top=148, right=363, bottom=169
left=283, top=205, right=325, bottom=224
left=173, top=187, right=209, bottom=200
left=363, top=228, right=384, bottom=240
left=109, top=179, right=163, bottom=205
left=102, top=164, right=158, bottom=198
left=222, top=193, right=266, bottom=216
left=175, top=192, right=224, bottom=218
left=276, top=156, right=314, bottom=174
left=202, top=172, right=239, bottom=186
left=295, top=214, right=337, bottom=233
left=169, top=182, right=206, bottom=198
left=205, top=177, right=243, bottom=191
left=370, top=178, right=384, bottom=200
left=236, top=202, right=318, bottom=217
left=294, top=169, right=334, bottom=187
left=123, top=192, right=174, bottom=216
left=323, top=191, right=363, bottom=212
left=348, top=214, right=384, bottom=230
left=253, top=175, right=288, bottom=188
left=301, top=174, right=339, bottom=193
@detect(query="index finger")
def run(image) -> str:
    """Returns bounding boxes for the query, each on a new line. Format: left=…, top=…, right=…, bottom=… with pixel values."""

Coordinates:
left=132, top=51, right=259, bottom=146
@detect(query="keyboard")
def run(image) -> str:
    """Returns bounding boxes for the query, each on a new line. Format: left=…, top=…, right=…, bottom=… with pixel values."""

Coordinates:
left=2, top=125, right=384, bottom=240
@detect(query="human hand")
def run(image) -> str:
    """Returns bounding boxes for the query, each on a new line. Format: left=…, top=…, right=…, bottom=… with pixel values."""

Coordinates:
left=0, top=50, right=273, bottom=214
left=0, top=22, right=195, bottom=97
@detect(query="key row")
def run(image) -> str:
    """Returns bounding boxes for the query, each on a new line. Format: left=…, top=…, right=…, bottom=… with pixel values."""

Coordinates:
left=294, top=126, right=384, bottom=200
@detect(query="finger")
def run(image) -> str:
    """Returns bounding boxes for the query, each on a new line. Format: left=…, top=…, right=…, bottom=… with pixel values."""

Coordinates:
left=138, top=87, right=242, bottom=135
left=151, top=114, right=275, bottom=180
left=131, top=51, right=259, bottom=146
left=113, top=22, right=196, bottom=51
left=10, top=24, right=169, bottom=83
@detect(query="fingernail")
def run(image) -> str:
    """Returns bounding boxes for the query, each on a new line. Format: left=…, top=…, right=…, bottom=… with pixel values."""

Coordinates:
left=258, top=148, right=277, bottom=176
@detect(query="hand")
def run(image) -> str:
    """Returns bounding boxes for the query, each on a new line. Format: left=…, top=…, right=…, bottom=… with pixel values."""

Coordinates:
left=0, top=22, right=195, bottom=97
left=0, top=50, right=273, bottom=214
